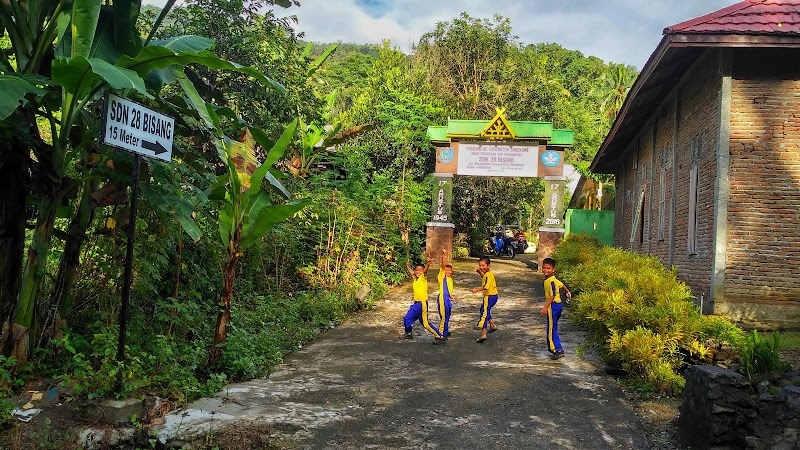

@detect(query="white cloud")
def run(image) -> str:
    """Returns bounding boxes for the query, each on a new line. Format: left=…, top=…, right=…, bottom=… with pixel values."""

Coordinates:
left=287, top=0, right=734, bottom=68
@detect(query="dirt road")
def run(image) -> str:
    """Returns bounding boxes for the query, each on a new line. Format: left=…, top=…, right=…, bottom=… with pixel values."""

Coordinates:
left=159, top=256, right=650, bottom=449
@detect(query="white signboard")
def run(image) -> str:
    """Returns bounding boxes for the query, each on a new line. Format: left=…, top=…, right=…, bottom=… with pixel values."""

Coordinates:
left=456, top=142, right=538, bottom=177
left=102, top=94, right=174, bottom=162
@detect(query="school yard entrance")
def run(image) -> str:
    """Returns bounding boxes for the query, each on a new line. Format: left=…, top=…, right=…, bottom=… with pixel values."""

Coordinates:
left=157, top=256, right=654, bottom=449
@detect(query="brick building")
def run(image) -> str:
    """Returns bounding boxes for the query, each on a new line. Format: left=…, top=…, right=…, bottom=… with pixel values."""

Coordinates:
left=590, top=0, right=800, bottom=328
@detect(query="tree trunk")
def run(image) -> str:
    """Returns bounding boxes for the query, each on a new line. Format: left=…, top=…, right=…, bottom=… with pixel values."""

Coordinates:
left=41, top=177, right=99, bottom=346
left=209, top=237, right=240, bottom=365
left=0, top=146, right=29, bottom=356
left=10, top=196, right=58, bottom=364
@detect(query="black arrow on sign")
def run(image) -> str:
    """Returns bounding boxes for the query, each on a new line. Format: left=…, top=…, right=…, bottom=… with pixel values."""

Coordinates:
left=141, top=139, right=168, bottom=155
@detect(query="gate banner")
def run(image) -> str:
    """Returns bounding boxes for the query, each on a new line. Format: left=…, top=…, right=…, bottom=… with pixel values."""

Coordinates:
left=456, top=142, right=538, bottom=177
left=542, top=177, right=566, bottom=228
left=431, top=174, right=453, bottom=224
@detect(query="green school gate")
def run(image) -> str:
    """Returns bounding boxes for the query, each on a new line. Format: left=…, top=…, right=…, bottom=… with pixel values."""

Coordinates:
left=427, top=108, right=574, bottom=266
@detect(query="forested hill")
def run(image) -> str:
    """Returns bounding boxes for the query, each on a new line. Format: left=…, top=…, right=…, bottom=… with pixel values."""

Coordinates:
left=303, top=14, right=636, bottom=239
left=307, top=13, right=637, bottom=177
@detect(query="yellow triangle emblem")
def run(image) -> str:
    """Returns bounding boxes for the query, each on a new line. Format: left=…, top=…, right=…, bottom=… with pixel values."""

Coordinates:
left=480, top=108, right=516, bottom=140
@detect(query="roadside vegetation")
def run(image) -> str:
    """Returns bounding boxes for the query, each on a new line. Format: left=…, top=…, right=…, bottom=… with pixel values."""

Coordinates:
left=554, top=234, right=791, bottom=394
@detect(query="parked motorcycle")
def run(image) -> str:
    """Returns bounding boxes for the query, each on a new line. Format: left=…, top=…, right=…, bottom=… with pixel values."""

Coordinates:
left=507, top=237, right=524, bottom=256
left=490, top=231, right=516, bottom=259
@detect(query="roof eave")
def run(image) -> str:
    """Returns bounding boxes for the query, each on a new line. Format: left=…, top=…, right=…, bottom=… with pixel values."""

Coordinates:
left=670, top=32, right=800, bottom=48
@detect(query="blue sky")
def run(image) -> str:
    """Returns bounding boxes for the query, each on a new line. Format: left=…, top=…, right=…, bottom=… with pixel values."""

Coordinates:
left=145, top=0, right=737, bottom=68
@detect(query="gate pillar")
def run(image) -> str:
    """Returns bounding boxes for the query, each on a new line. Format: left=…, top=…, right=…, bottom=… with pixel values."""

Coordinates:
left=426, top=224, right=454, bottom=259
left=538, top=176, right=566, bottom=267
left=426, top=173, right=454, bottom=257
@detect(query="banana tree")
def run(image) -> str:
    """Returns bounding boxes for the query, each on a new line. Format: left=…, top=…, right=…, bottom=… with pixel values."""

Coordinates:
left=0, top=0, right=287, bottom=363
left=207, top=120, right=308, bottom=364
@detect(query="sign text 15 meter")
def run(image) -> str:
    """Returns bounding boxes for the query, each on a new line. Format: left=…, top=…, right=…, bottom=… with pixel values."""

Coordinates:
left=101, top=93, right=174, bottom=162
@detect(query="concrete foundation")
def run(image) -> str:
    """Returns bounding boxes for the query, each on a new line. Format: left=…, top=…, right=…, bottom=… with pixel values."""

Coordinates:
left=426, top=224, right=454, bottom=259
left=537, top=228, right=565, bottom=268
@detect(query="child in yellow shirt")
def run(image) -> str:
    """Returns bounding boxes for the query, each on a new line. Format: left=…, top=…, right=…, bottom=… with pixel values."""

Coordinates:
left=471, top=256, right=498, bottom=343
left=540, top=257, right=571, bottom=359
left=402, top=256, right=446, bottom=344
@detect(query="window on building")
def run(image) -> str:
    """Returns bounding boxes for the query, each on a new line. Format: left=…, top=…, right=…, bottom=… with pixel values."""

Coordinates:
left=639, top=195, right=646, bottom=244
left=661, top=145, right=672, bottom=169
left=658, top=169, right=666, bottom=241
left=690, top=135, right=702, bottom=163
left=688, top=165, right=699, bottom=254
left=630, top=191, right=645, bottom=245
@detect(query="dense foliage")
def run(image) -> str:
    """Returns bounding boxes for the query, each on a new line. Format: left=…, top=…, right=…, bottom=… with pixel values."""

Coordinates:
left=0, top=1, right=639, bottom=411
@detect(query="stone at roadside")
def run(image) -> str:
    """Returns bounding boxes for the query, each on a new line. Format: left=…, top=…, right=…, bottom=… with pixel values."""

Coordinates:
left=679, top=365, right=800, bottom=449
left=356, top=284, right=372, bottom=307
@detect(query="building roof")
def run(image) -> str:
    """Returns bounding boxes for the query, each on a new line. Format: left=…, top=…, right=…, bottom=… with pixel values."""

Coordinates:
left=427, top=109, right=573, bottom=147
left=668, top=0, right=800, bottom=34
left=591, top=0, right=800, bottom=173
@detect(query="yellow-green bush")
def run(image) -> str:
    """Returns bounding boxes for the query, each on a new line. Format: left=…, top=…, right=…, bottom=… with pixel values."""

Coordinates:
left=697, top=314, right=746, bottom=350
left=453, top=233, right=471, bottom=259
left=553, top=233, right=744, bottom=394
left=607, top=327, right=685, bottom=393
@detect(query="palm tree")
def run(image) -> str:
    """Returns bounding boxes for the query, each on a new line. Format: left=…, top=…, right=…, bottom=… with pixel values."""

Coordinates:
left=600, top=64, right=638, bottom=121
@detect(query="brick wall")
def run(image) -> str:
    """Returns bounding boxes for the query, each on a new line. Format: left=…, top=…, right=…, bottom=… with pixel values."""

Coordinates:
left=610, top=48, right=800, bottom=327
left=650, top=102, right=677, bottom=266
left=724, top=75, right=800, bottom=327
left=615, top=52, right=720, bottom=306
left=614, top=140, right=635, bottom=248
left=671, top=55, right=720, bottom=303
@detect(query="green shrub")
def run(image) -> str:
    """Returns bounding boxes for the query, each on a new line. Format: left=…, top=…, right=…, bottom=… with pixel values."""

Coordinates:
left=222, top=287, right=366, bottom=380
left=606, top=326, right=685, bottom=394
left=740, top=330, right=791, bottom=380
left=42, top=319, right=225, bottom=403
left=552, top=233, right=602, bottom=274
left=453, top=233, right=471, bottom=259
left=697, top=314, right=747, bottom=350
left=553, top=234, right=745, bottom=394
left=0, top=356, right=28, bottom=427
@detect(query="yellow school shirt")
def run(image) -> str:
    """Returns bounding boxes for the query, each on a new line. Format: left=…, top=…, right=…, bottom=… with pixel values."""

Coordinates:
left=482, top=271, right=498, bottom=296
left=438, top=268, right=454, bottom=298
left=544, top=275, right=564, bottom=303
left=413, top=275, right=428, bottom=301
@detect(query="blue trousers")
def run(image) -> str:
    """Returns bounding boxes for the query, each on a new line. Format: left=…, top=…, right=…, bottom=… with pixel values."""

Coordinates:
left=476, top=295, right=498, bottom=329
left=546, top=301, right=563, bottom=353
left=437, top=296, right=452, bottom=336
left=403, top=301, right=442, bottom=337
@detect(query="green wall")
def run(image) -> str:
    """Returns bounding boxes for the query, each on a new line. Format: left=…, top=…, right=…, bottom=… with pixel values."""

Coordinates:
left=565, top=209, right=615, bottom=246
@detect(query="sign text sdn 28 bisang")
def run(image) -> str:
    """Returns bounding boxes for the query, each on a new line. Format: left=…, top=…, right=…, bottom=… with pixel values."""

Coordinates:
left=102, top=94, right=174, bottom=162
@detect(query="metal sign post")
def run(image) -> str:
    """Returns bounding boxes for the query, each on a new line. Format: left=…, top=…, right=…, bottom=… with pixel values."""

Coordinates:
left=100, top=93, right=174, bottom=392
left=115, top=155, right=140, bottom=392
